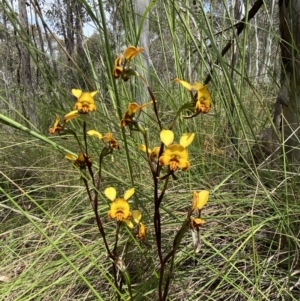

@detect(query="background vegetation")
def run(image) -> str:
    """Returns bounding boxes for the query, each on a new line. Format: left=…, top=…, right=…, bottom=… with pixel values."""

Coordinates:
left=1, top=0, right=300, bottom=300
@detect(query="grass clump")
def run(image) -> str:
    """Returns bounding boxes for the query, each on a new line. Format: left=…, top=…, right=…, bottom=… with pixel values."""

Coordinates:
left=1, top=1, right=300, bottom=301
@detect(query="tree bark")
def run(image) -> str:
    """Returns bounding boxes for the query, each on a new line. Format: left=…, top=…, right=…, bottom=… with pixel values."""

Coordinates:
left=230, top=0, right=245, bottom=79
left=259, top=0, right=275, bottom=82
left=32, top=0, right=59, bottom=80
left=134, top=0, right=150, bottom=104
left=279, top=0, right=300, bottom=162
left=254, top=15, right=259, bottom=81
left=75, top=1, right=84, bottom=58
left=65, top=0, right=75, bottom=60
left=18, top=0, right=37, bottom=126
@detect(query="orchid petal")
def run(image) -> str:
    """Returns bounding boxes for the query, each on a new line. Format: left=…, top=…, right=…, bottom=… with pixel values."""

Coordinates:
left=180, top=133, right=195, bottom=147
left=87, top=130, right=102, bottom=139
left=104, top=187, right=117, bottom=202
left=160, top=130, right=174, bottom=146
left=71, top=89, right=82, bottom=98
left=133, top=210, right=142, bottom=224
left=124, top=188, right=135, bottom=201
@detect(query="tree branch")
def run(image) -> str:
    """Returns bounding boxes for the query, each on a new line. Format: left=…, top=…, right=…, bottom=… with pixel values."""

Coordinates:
left=204, top=0, right=264, bottom=85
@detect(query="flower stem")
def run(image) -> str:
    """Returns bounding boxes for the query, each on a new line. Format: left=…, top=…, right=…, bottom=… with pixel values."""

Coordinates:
left=83, top=121, right=95, bottom=185
left=147, top=86, right=162, bottom=131
left=154, top=174, right=170, bottom=300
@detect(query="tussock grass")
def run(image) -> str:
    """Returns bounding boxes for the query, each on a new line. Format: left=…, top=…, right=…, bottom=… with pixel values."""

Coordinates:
left=1, top=0, right=300, bottom=300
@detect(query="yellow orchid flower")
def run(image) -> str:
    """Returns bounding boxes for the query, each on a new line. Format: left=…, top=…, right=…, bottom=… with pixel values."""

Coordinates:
left=159, top=130, right=195, bottom=171
left=138, top=144, right=150, bottom=153
left=192, top=190, right=209, bottom=211
left=108, top=199, right=131, bottom=222
left=123, top=210, right=147, bottom=240
left=137, top=222, right=146, bottom=240
left=195, top=87, right=211, bottom=114
left=49, top=114, right=62, bottom=134
left=65, top=153, right=92, bottom=169
left=139, top=144, right=161, bottom=162
left=65, top=153, right=78, bottom=162
left=113, top=56, right=124, bottom=79
left=123, top=46, right=144, bottom=60
left=113, top=46, right=143, bottom=81
left=189, top=191, right=209, bottom=254
left=159, top=145, right=189, bottom=171
left=88, top=131, right=120, bottom=150
left=104, top=187, right=117, bottom=201
left=87, top=130, right=103, bottom=139
left=72, top=89, right=98, bottom=113
left=105, top=187, right=134, bottom=222
left=175, top=78, right=211, bottom=114
left=190, top=217, right=205, bottom=230
left=132, top=210, right=142, bottom=223
left=102, top=132, right=120, bottom=150
left=190, top=218, right=204, bottom=254
left=64, top=110, right=79, bottom=122
left=160, top=130, right=174, bottom=146
left=180, top=133, right=196, bottom=147
left=123, top=219, right=134, bottom=229
left=132, top=210, right=147, bottom=241
left=120, top=101, right=152, bottom=127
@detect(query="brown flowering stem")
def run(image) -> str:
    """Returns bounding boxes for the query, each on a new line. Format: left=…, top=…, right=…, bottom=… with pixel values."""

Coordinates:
left=147, top=86, right=162, bottom=131
left=154, top=175, right=170, bottom=300
left=113, top=222, right=121, bottom=255
left=142, top=130, right=166, bottom=300
left=79, top=134, right=116, bottom=290
left=157, top=175, right=170, bottom=207
left=90, top=170, right=119, bottom=296
left=93, top=201, right=114, bottom=259
left=83, top=121, right=95, bottom=186
left=82, top=175, right=113, bottom=258
left=159, top=169, right=175, bottom=181
left=81, top=176, right=94, bottom=209
left=141, top=132, right=156, bottom=176
left=153, top=170, right=164, bottom=299
left=94, top=146, right=113, bottom=205
left=152, top=144, right=170, bottom=300
left=154, top=142, right=165, bottom=178
left=136, top=73, right=162, bottom=130
left=154, top=196, right=164, bottom=300
left=135, top=72, right=163, bottom=131
left=113, top=223, right=121, bottom=300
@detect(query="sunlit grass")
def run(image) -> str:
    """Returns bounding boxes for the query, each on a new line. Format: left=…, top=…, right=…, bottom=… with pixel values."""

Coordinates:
left=1, top=0, right=299, bottom=300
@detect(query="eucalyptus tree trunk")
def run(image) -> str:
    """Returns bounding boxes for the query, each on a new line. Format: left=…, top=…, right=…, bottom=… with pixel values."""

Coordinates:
left=230, top=0, right=244, bottom=78
left=254, top=15, right=260, bottom=81
left=259, top=0, right=275, bottom=82
left=279, top=0, right=300, bottom=162
left=18, top=0, right=37, bottom=126
left=32, top=0, right=59, bottom=80
left=65, top=0, right=75, bottom=61
left=75, top=2, right=84, bottom=58
left=134, top=0, right=150, bottom=104
left=228, top=0, right=244, bottom=148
